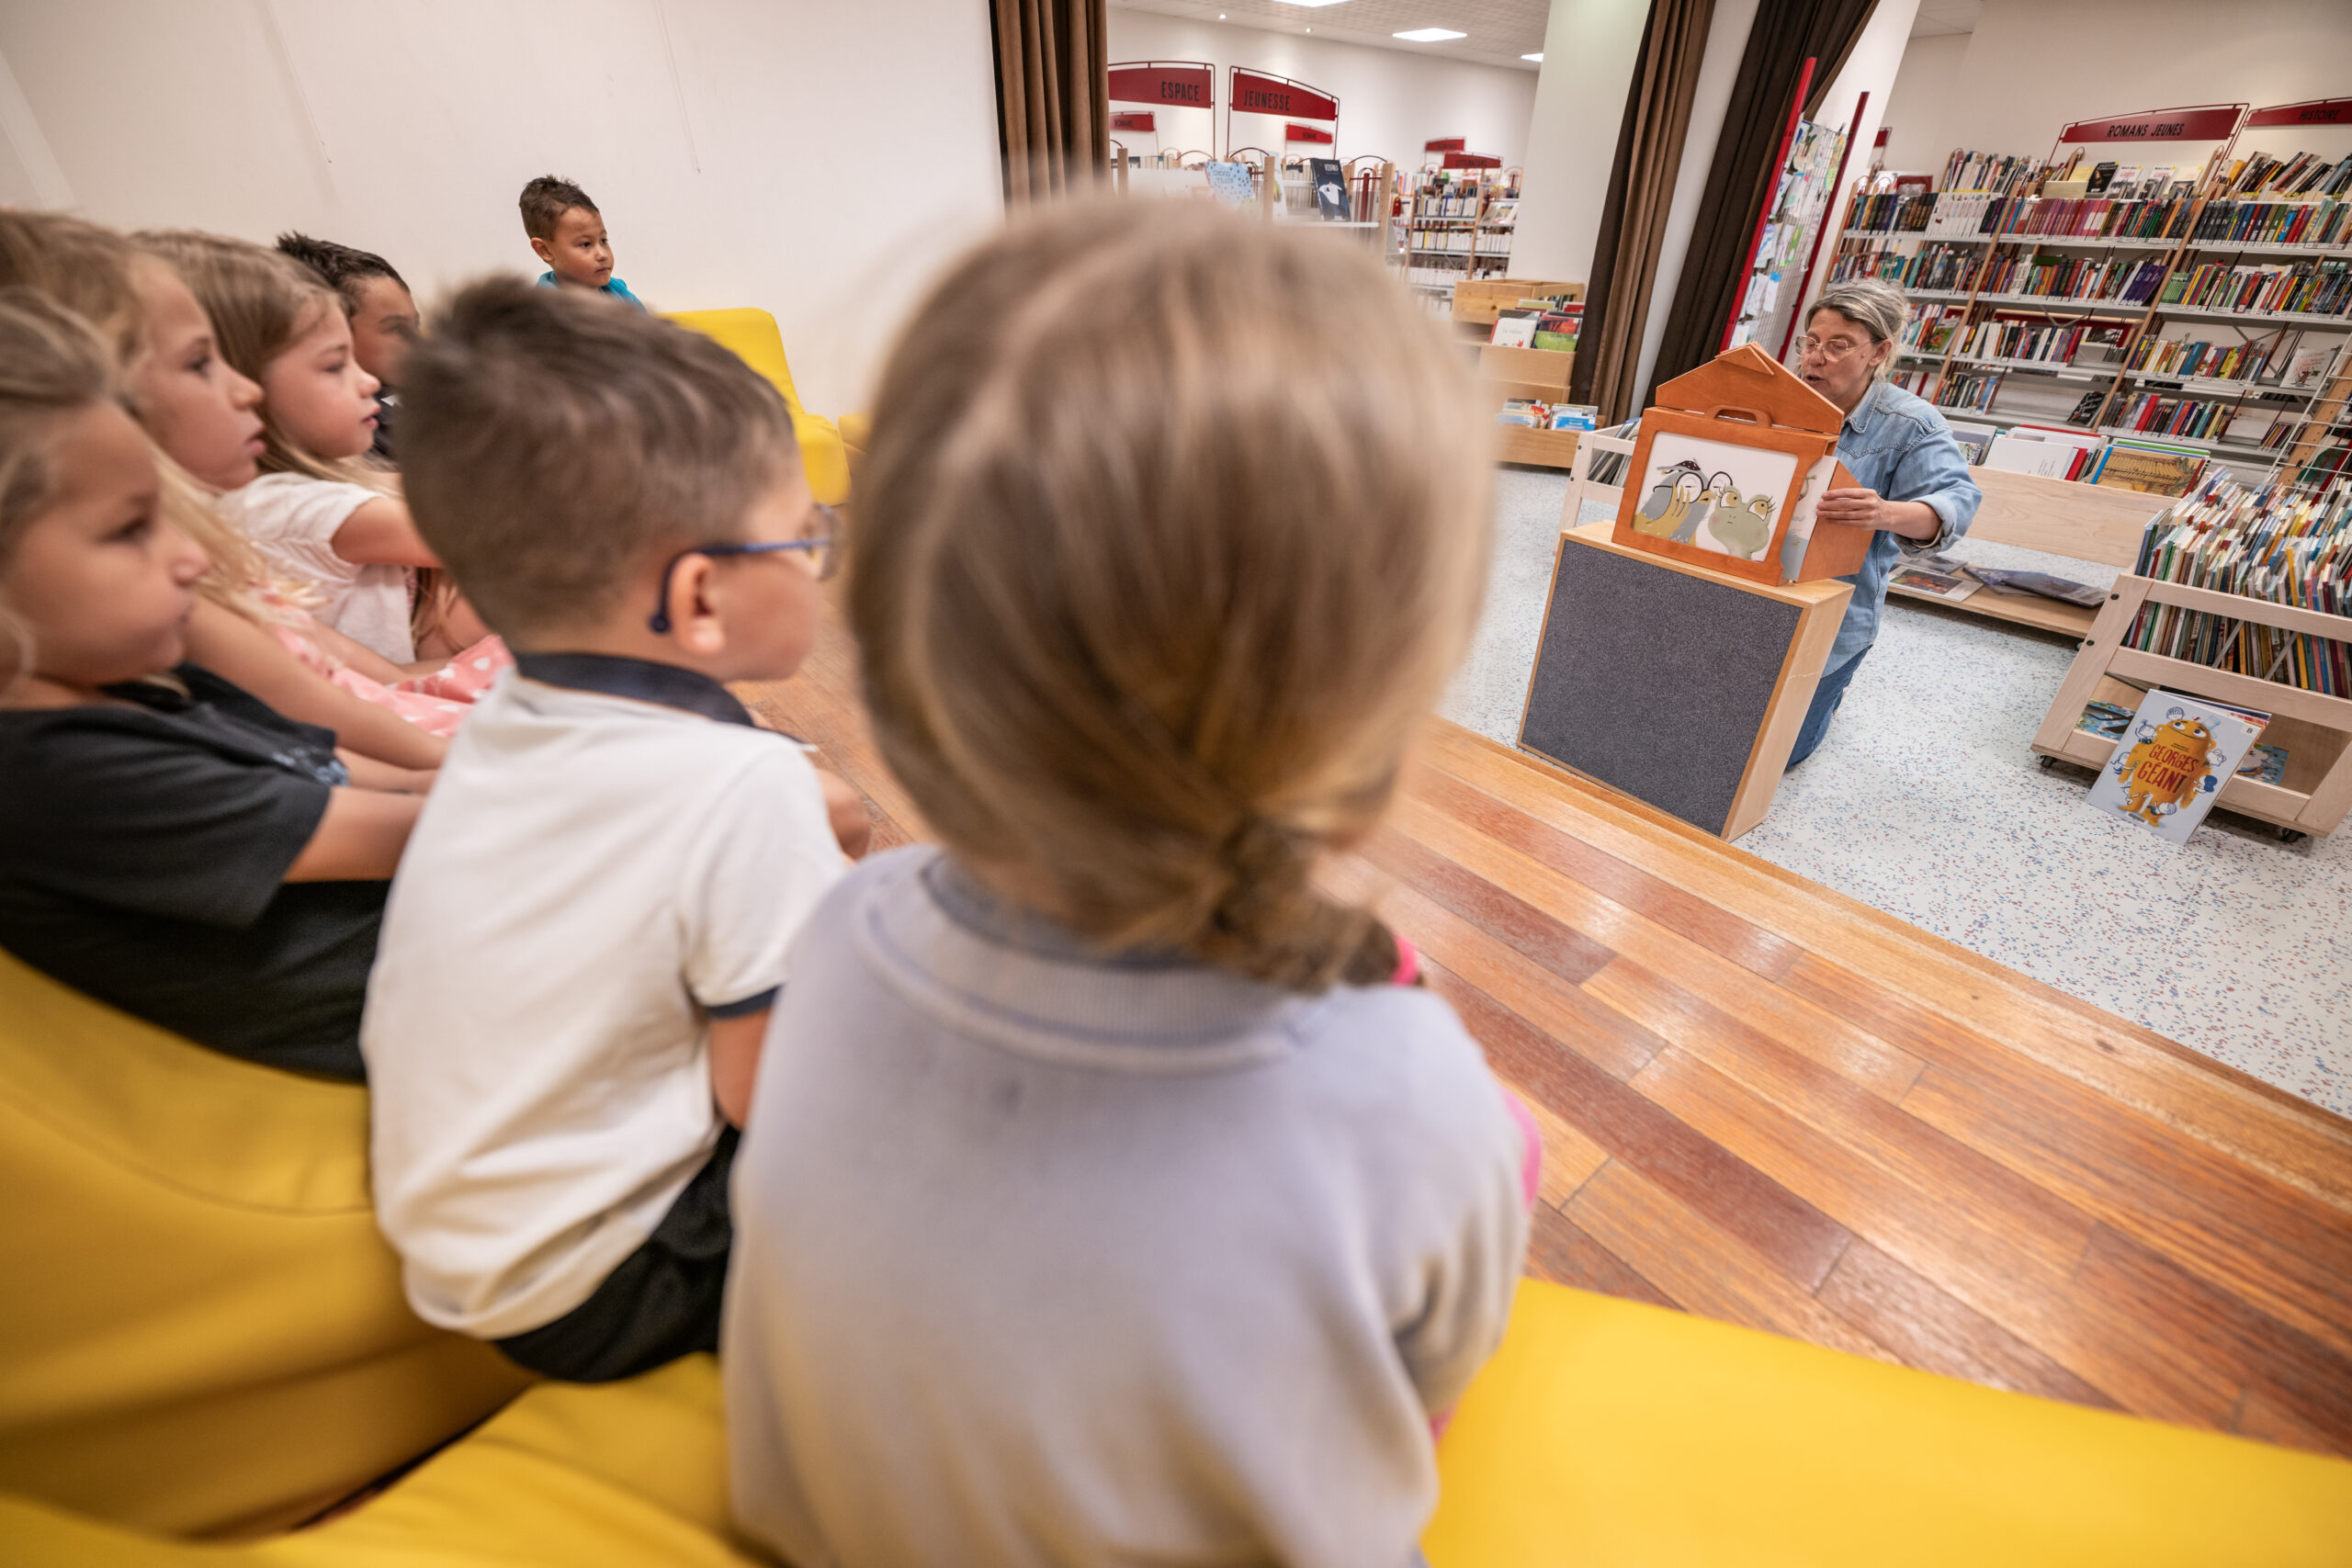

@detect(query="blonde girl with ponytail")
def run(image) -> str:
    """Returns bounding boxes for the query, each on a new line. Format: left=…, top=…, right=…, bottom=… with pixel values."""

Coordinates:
left=723, top=200, right=1536, bottom=1568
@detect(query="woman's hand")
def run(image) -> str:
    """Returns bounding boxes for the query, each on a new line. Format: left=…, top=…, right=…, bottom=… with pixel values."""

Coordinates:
left=1817, top=488, right=1941, bottom=541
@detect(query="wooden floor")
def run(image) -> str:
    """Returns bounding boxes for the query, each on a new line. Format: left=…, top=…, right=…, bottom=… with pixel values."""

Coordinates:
left=743, top=609, right=2352, bottom=1461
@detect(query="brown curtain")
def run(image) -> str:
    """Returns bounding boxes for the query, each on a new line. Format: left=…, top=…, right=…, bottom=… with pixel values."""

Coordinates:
left=1569, top=0, right=1718, bottom=423
left=1645, top=0, right=1878, bottom=404
left=989, top=0, right=1110, bottom=202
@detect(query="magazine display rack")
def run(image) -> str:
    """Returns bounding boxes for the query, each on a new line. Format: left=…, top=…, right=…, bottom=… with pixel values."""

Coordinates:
left=2029, top=575, right=2352, bottom=839
left=1520, top=521, right=1853, bottom=840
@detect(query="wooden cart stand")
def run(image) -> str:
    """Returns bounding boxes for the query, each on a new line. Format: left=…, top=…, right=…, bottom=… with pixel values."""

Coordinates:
left=2030, top=574, right=2352, bottom=839
left=1520, top=522, right=1852, bottom=840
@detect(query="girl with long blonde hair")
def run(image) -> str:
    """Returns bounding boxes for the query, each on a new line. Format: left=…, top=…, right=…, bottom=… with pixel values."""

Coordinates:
left=0, top=291, right=424, bottom=1079
left=140, top=231, right=495, bottom=668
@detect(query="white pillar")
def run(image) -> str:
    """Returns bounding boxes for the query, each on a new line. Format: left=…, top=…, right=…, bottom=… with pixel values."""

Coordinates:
left=1510, top=0, right=1651, bottom=284
left=1785, top=0, right=1924, bottom=334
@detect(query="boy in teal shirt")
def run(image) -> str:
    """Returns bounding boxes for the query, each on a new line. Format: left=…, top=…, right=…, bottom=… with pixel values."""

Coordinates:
left=519, top=175, right=646, bottom=310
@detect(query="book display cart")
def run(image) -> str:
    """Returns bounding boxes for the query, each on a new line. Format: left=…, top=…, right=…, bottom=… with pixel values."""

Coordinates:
left=2028, top=473, right=2352, bottom=841
left=2030, top=575, right=2352, bottom=841
left=1453, top=277, right=1585, bottom=470
left=1826, top=101, right=2352, bottom=485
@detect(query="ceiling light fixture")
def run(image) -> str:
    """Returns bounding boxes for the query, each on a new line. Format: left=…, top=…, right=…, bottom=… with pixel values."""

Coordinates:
left=1522, top=51, right=1544, bottom=62
left=1394, top=28, right=1467, bottom=42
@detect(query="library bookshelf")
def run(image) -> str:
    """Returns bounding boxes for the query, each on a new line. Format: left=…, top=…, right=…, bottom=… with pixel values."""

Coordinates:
left=1829, top=103, right=2351, bottom=484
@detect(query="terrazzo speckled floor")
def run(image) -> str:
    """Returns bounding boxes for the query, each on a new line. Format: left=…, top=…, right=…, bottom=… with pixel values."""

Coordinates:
left=1441, top=468, right=2352, bottom=1116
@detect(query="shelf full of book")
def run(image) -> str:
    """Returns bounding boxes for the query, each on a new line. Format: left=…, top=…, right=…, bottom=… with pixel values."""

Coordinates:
left=1398, top=165, right=1518, bottom=287
left=1826, top=128, right=2352, bottom=490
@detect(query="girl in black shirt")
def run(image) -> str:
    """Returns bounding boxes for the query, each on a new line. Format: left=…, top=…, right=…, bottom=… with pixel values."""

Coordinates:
left=0, top=295, right=431, bottom=1079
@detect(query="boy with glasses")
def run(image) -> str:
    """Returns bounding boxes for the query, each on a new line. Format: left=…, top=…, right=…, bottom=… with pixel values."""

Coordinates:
left=360, top=279, right=854, bottom=1382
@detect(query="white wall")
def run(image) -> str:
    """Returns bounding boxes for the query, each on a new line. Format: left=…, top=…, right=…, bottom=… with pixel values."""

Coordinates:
left=1877, top=33, right=1966, bottom=176
left=1900, top=0, right=2352, bottom=169
left=0, top=0, right=1004, bottom=417
left=1105, top=9, right=1538, bottom=169
left=1769, top=0, right=1920, bottom=356
left=1510, top=0, right=1649, bottom=283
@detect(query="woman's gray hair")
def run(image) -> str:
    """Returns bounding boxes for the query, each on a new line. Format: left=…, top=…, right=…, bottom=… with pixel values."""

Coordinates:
left=1806, top=279, right=1908, bottom=380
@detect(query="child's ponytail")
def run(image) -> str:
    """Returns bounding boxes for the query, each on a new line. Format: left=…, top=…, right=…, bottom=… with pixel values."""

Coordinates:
left=1199, top=817, right=1404, bottom=990
left=854, top=201, right=1487, bottom=994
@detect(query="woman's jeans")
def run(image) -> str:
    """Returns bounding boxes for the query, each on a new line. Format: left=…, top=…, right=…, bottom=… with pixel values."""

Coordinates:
left=1785, top=646, right=1869, bottom=770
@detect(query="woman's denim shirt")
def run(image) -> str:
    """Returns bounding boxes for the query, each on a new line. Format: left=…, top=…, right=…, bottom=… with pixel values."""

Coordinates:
left=1825, top=378, right=1983, bottom=671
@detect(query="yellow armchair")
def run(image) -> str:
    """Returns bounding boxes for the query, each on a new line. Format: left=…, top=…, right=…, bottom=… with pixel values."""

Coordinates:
left=5, top=940, right=2344, bottom=1563
left=1425, top=1280, right=2352, bottom=1565
left=0, top=948, right=530, bottom=1539
left=666, top=308, right=861, bottom=506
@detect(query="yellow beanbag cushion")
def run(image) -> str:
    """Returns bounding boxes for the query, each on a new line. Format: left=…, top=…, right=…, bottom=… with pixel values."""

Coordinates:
left=0, top=947, right=530, bottom=1538
left=1425, top=1280, right=2352, bottom=1566
left=666, top=307, right=856, bottom=506
left=0, top=1354, right=755, bottom=1565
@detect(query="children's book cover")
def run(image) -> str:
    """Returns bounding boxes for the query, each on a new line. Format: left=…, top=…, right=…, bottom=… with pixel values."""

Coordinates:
left=1204, top=162, right=1255, bottom=206
left=2085, top=689, right=2261, bottom=845
left=1309, top=158, right=1348, bottom=220
left=1623, top=433, right=1799, bottom=565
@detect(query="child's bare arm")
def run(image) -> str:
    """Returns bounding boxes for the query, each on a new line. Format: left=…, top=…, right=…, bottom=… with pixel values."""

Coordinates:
left=300, top=616, right=416, bottom=683
left=335, top=750, right=436, bottom=794
left=331, top=496, right=442, bottom=568
left=284, top=787, right=424, bottom=882
left=709, top=1009, right=769, bottom=1128
left=183, top=598, right=448, bottom=772
left=815, top=768, right=873, bottom=859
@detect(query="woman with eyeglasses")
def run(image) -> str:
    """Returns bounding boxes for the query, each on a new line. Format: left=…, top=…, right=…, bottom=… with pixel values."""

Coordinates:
left=1786, top=278, right=1982, bottom=767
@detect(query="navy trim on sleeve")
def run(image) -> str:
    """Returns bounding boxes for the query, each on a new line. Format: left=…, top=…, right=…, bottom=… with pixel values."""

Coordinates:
left=707, top=986, right=780, bottom=1020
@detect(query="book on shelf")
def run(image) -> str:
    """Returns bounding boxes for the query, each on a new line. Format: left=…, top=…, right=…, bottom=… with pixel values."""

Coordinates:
left=1962, top=567, right=2107, bottom=607
left=1204, top=162, right=1255, bottom=206
left=1494, top=399, right=1598, bottom=432
left=2091, top=444, right=2205, bottom=496
left=1889, top=564, right=1981, bottom=601
left=2075, top=694, right=2287, bottom=788
left=1490, top=310, right=1540, bottom=348
left=1984, top=433, right=2086, bottom=479
left=1309, top=158, right=1348, bottom=221
left=2084, top=688, right=2264, bottom=846
left=2280, top=344, right=2336, bottom=391
left=2240, top=743, right=2290, bottom=786
left=2129, top=471, right=2352, bottom=698
left=1948, top=426, right=1994, bottom=464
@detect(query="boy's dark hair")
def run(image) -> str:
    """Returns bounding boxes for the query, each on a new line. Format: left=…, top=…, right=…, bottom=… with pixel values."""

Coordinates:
left=399, top=276, right=797, bottom=641
left=519, top=175, right=598, bottom=243
left=274, top=231, right=406, bottom=312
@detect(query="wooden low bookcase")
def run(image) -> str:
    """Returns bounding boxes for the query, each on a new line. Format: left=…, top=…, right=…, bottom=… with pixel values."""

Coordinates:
left=2030, top=574, right=2352, bottom=840
left=1481, top=344, right=1579, bottom=469
left=1885, top=466, right=2171, bottom=639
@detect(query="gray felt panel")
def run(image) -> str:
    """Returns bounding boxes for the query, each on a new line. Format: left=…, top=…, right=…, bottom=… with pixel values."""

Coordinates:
left=1519, top=539, right=1802, bottom=834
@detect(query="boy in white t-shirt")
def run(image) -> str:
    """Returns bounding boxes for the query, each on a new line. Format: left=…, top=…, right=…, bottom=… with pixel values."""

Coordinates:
left=362, top=278, right=850, bottom=1381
